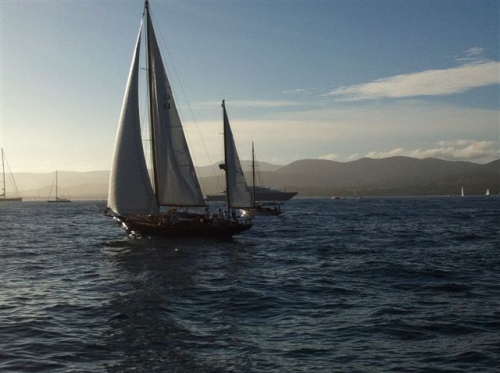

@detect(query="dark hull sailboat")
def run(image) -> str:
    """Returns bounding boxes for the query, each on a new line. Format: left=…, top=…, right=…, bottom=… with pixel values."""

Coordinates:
left=106, top=1, right=253, bottom=238
left=48, top=199, right=71, bottom=203
left=206, top=187, right=297, bottom=202
left=0, top=197, right=22, bottom=202
left=47, top=171, right=71, bottom=203
left=115, top=214, right=252, bottom=238
left=250, top=143, right=283, bottom=216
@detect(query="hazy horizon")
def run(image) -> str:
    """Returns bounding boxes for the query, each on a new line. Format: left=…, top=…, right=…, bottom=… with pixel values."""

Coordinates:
left=4, top=155, right=500, bottom=176
left=3, top=156, right=498, bottom=200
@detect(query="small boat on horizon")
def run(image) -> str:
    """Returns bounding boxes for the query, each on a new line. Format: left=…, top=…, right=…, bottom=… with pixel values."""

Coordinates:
left=47, top=171, right=71, bottom=203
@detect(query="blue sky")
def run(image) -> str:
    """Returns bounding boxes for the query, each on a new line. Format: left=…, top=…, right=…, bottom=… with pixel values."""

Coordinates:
left=1, top=0, right=499, bottom=173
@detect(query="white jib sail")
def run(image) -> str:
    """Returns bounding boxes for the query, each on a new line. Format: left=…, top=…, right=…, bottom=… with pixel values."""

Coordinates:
left=223, top=101, right=253, bottom=209
left=147, top=14, right=205, bottom=207
left=108, top=25, right=158, bottom=216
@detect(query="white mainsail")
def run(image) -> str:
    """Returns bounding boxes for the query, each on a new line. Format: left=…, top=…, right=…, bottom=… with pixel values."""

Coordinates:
left=108, top=25, right=157, bottom=216
left=146, top=11, right=205, bottom=207
left=222, top=101, right=253, bottom=209
left=108, top=4, right=205, bottom=215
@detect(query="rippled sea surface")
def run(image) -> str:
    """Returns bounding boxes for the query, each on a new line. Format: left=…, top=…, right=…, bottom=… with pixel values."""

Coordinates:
left=1, top=197, right=499, bottom=372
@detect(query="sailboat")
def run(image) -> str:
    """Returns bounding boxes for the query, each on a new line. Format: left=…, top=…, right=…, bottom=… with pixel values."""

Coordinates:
left=106, top=1, right=253, bottom=238
left=47, top=171, right=71, bottom=203
left=485, top=189, right=490, bottom=196
left=250, top=143, right=283, bottom=216
left=461, top=186, right=465, bottom=197
left=0, top=148, right=22, bottom=202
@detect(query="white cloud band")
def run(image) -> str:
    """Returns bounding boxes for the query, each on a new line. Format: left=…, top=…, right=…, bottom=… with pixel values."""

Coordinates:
left=329, top=61, right=500, bottom=101
left=362, top=140, right=499, bottom=163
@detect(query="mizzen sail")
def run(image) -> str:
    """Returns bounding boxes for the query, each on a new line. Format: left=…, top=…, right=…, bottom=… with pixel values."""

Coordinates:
left=222, top=100, right=252, bottom=209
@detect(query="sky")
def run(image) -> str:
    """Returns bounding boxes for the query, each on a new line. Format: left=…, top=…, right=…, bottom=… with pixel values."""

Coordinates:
left=0, top=0, right=499, bottom=173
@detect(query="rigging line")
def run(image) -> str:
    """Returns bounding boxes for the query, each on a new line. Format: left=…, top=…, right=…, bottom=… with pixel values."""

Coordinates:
left=252, top=148, right=265, bottom=187
left=48, top=173, right=55, bottom=200
left=149, top=9, right=222, bottom=192
left=3, top=152, right=21, bottom=197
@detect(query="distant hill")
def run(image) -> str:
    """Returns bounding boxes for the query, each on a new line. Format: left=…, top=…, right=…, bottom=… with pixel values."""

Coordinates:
left=7, top=157, right=499, bottom=200
left=276, top=157, right=499, bottom=196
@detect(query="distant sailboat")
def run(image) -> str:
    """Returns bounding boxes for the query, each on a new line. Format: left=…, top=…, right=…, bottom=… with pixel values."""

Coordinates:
left=250, top=142, right=283, bottom=216
left=105, top=1, right=252, bottom=237
left=47, top=171, right=71, bottom=203
left=0, top=148, right=22, bottom=202
left=485, top=189, right=490, bottom=196
left=461, top=186, right=465, bottom=197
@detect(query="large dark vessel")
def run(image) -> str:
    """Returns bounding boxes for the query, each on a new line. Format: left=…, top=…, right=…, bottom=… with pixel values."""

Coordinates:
left=206, top=186, right=297, bottom=202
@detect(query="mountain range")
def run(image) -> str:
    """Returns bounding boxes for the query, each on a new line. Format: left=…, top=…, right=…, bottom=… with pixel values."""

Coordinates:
left=5, top=157, right=499, bottom=200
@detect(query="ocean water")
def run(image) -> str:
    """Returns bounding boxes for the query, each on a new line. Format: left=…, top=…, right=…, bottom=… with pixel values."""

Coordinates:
left=1, top=197, right=499, bottom=372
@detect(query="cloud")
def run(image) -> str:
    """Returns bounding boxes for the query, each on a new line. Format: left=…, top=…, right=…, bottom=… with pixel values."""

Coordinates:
left=455, top=47, right=485, bottom=63
left=362, top=140, right=499, bottom=163
left=234, top=100, right=299, bottom=108
left=319, top=153, right=339, bottom=161
left=282, top=88, right=308, bottom=94
left=365, top=148, right=405, bottom=158
left=186, top=101, right=499, bottom=167
left=328, top=49, right=500, bottom=101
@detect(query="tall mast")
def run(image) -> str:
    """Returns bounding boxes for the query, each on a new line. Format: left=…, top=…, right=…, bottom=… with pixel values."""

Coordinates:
left=145, top=0, right=160, bottom=207
left=55, top=171, right=58, bottom=199
left=1, top=149, right=5, bottom=197
left=252, top=142, right=256, bottom=206
left=221, top=100, right=231, bottom=211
